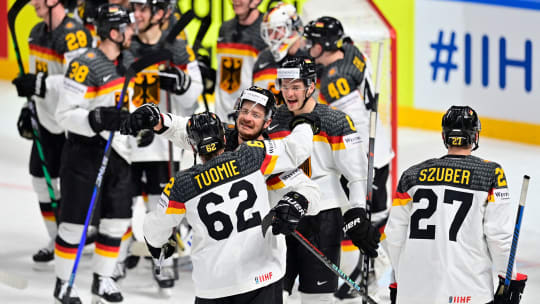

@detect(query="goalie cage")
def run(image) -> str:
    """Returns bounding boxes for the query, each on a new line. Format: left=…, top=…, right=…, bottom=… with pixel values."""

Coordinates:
left=302, top=0, right=398, bottom=201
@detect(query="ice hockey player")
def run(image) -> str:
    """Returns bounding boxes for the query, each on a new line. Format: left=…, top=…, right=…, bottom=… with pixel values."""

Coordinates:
left=215, top=0, right=268, bottom=123
left=252, top=2, right=306, bottom=104
left=385, top=106, right=527, bottom=304
left=53, top=4, right=135, bottom=303
left=142, top=110, right=320, bottom=303
left=267, top=56, right=380, bottom=303
left=303, top=16, right=395, bottom=298
left=120, top=86, right=322, bottom=223
left=11, top=0, right=92, bottom=268
left=113, top=0, right=202, bottom=291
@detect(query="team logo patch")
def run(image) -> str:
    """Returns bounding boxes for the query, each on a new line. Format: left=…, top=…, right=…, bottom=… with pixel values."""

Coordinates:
left=132, top=72, right=160, bottom=107
left=219, top=56, right=243, bottom=93
left=66, top=22, right=74, bottom=29
left=86, top=52, right=95, bottom=59
left=448, top=295, right=471, bottom=303
left=328, top=68, right=336, bottom=76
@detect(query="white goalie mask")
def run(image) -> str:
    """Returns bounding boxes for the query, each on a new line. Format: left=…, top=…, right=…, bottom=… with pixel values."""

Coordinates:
left=260, top=3, right=303, bottom=62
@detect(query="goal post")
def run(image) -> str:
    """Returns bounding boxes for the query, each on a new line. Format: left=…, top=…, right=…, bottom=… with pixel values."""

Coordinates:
left=301, top=0, right=398, bottom=198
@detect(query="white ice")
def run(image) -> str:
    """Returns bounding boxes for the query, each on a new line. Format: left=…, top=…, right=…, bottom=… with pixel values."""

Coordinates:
left=0, top=81, right=538, bottom=303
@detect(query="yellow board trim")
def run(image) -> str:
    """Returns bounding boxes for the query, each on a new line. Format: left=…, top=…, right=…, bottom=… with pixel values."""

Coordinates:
left=399, top=106, right=540, bottom=146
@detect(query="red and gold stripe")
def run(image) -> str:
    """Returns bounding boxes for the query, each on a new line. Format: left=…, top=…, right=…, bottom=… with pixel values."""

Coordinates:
left=84, top=77, right=125, bottom=98
left=165, top=200, right=186, bottom=215
left=95, top=242, right=120, bottom=258
left=29, top=44, right=64, bottom=63
left=41, top=211, right=56, bottom=222
left=393, top=192, right=412, bottom=206
left=253, top=68, right=277, bottom=83
left=266, top=175, right=285, bottom=190
left=217, top=42, right=260, bottom=58
left=55, top=243, right=77, bottom=260
left=121, top=227, right=133, bottom=241
left=341, top=239, right=358, bottom=252
left=487, top=188, right=495, bottom=203
left=260, top=154, right=279, bottom=175
left=267, top=130, right=290, bottom=140
left=314, top=131, right=345, bottom=150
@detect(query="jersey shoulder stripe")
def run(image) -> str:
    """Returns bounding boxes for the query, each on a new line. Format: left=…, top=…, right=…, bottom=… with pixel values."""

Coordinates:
left=168, top=144, right=267, bottom=203
left=397, top=155, right=504, bottom=193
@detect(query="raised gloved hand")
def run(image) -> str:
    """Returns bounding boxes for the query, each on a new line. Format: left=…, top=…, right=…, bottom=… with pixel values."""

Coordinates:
left=342, top=208, right=380, bottom=258
left=17, top=106, right=33, bottom=140
left=136, top=129, right=155, bottom=147
left=120, top=103, right=162, bottom=136
left=159, top=66, right=191, bottom=95
left=12, top=72, right=47, bottom=98
left=494, top=273, right=527, bottom=304
left=290, top=112, right=320, bottom=135
left=88, top=106, right=129, bottom=133
left=271, top=191, right=308, bottom=235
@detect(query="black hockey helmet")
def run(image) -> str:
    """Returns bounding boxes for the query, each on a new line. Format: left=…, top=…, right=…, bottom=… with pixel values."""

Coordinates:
left=80, top=0, right=108, bottom=24
left=96, top=4, right=134, bottom=40
left=130, top=0, right=170, bottom=14
left=277, top=55, right=317, bottom=88
left=303, top=16, right=345, bottom=52
left=442, top=105, right=481, bottom=151
left=187, top=112, right=226, bottom=155
left=236, top=86, right=277, bottom=121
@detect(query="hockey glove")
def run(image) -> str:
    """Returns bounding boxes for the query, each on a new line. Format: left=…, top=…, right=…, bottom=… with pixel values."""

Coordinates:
left=144, top=236, right=177, bottom=261
left=12, top=72, right=47, bottom=98
left=494, top=273, right=527, bottom=304
left=271, top=192, right=309, bottom=235
left=290, top=112, right=321, bottom=135
left=136, top=129, right=154, bottom=147
left=389, top=283, right=397, bottom=304
left=120, top=103, right=162, bottom=136
left=342, top=208, right=380, bottom=258
left=197, top=54, right=216, bottom=94
left=159, top=66, right=191, bottom=95
left=88, top=106, right=129, bottom=133
left=17, top=106, right=33, bottom=140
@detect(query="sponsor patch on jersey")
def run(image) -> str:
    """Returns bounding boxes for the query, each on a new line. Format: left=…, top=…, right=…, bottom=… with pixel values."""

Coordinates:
left=63, top=78, right=87, bottom=96
left=158, top=193, right=169, bottom=210
left=86, top=51, right=95, bottom=59
left=343, top=133, right=362, bottom=148
left=493, top=188, right=511, bottom=201
left=279, top=169, right=301, bottom=183
left=265, top=140, right=276, bottom=155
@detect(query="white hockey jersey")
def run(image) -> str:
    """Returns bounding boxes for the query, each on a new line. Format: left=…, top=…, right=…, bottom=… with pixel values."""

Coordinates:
left=144, top=123, right=315, bottom=298
left=384, top=154, right=516, bottom=304
left=56, top=48, right=132, bottom=162
left=267, top=103, right=369, bottom=211
left=317, top=43, right=393, bottom=168
left=29, top=16, right=92, bottom=134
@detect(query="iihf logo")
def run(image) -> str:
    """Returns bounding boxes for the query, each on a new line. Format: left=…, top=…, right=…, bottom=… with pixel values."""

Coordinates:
left=449, top=295, right=471, bottom=303
left=254, top=271, right=272, bottom=284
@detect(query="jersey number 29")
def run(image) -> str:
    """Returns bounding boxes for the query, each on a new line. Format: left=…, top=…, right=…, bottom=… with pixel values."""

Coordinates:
left=198, top=180, right=261, bottom=241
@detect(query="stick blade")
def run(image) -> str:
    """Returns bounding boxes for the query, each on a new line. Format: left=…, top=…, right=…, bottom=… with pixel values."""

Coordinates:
left=7, top=0, right=30, bottom=29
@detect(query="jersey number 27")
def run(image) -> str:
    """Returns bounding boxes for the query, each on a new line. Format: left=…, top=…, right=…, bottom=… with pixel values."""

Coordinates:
left=410, top=188, right=473, bottom=241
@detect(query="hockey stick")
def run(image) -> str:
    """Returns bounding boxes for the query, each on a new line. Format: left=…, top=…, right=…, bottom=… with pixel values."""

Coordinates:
left=336, top=41, right=386, bottom=302
left=0, top=271, right=28, bottom=290
left=293, top=230, right=378, bottom=304
left=163, top=9, right=195, bottom=177
left=261, top=213, right=377, bottom=303
left=8, top=0, right=59, bottom=212
left=63, top=49, right=173, bottom=303
left=497, top=175, right=530, bottom=296
left=193, top=16, right=212, bottom=112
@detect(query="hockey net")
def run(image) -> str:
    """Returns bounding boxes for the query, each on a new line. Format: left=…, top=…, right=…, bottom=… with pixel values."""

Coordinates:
left=302, top=0, right=398, bottom=197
